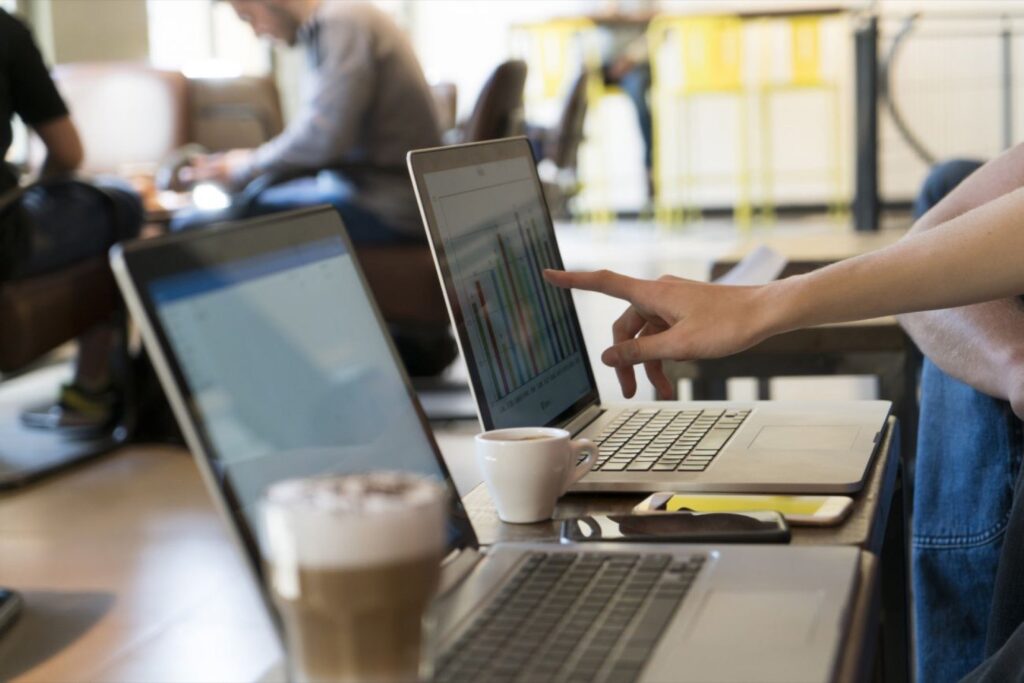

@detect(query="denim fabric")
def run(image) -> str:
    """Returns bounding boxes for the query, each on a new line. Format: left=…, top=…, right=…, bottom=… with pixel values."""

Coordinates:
left=910, top=158, right=1023, bottom=682
left=912, top=159, right=983, bottom=220
left=914, top=361, right=1021, bottom=683
left=171, top=170, right=420, bottom=247
left=618, top=64, right=652, bottom=171
left=7, top=177, right=142, bottom=280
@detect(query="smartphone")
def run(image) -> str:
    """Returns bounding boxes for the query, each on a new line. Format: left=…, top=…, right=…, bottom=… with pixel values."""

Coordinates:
left=633, top=492, right=854, bottom=526
left=560, top=510, right=790, bottom=544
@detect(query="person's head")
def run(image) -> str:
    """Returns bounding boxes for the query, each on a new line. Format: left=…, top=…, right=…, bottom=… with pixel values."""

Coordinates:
left=227, top=0, right=319, bottom=46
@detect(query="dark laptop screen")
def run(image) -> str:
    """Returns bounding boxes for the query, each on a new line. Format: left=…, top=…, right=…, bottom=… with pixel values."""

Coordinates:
left=419, top=146, right=595, bottom=428
left=135, top=212, right=475, bottom=559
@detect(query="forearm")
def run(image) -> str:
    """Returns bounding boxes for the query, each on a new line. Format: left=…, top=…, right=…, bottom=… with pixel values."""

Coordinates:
left=769, top=186, right=1024, bottom=333
left=34, top=116, right=82, bottom=177
left=897, top=146, right=1024, bottom=396
left=898, top=300, right=1024, bottom=401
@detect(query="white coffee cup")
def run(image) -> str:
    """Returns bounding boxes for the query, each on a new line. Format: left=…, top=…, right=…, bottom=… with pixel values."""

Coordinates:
left=475, top=427, right=597, bottom=524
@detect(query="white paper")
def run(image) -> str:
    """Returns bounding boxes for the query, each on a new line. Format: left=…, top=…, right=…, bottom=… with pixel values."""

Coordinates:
left=713, top=245, right=788, bottom=286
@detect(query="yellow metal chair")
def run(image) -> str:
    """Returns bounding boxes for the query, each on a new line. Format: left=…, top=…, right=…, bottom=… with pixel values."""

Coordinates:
left=648, top=15, right=752, bottom=226
left=754, top=14, right=845, bottom=221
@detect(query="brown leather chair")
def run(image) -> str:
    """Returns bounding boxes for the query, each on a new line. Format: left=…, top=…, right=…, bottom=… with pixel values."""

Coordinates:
left=187, top=76, right=284, bottom=152
left=0, top=258, right=117, bottom=374
left=460, top=60, right=528, bottom=142
left=353, top=244, right=455, bottom=378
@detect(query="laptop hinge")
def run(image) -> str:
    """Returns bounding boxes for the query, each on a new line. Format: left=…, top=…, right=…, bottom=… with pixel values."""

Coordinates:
left=561, top=404, right=604, bottom=437
left=439, top=547, right=483, bottom=598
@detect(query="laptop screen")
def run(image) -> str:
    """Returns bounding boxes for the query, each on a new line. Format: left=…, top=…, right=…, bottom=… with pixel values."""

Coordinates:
left=417, top=142, right=597, bottom=429
left=135, top=212, right=475, bottom=558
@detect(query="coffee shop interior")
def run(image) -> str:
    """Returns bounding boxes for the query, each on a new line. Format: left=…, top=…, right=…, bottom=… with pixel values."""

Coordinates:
left=4, top=0, right=1024, bottom=681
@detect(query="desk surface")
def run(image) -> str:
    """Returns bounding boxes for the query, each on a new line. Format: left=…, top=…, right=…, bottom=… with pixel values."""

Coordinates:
left=0, top=418, right=896, bottom=682
left=464, top=416, right=899, bottom=554
left=0, top=446, right=280, bottom=683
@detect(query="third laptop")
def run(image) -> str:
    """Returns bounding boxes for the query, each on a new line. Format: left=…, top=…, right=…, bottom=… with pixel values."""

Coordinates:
left=408, top=137, right=891, bottom=494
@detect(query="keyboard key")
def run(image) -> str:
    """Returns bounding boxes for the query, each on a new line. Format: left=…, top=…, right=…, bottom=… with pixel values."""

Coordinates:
left=695, top=428, right=737, bottom=450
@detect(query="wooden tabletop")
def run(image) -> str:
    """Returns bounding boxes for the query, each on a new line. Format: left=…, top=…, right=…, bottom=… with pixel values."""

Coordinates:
left=0, top=417, right=895, bottom=682
left=463, top=416, right=899, bottom=554
left=0, top=445, right=280, bottom=683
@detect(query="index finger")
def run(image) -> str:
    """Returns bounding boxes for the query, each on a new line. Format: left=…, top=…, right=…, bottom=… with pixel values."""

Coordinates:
left=543, top=268, right=651, bottom=304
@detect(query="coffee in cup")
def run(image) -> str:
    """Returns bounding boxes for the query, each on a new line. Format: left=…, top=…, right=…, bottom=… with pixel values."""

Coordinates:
left=261, top=472, right=448, bottom=683
left=475, top=427, right=596, bottom=523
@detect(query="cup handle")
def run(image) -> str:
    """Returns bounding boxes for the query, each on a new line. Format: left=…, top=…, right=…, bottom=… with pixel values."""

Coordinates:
left=564, top=438, right=597, bottom=493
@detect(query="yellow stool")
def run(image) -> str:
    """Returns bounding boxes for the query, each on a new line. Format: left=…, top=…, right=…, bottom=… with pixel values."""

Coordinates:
left=754, top=14, right=846, bottom=222
left=648, top=15, right=752, bottom=227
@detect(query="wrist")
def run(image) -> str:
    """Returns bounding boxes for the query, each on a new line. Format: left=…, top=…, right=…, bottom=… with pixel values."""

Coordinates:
left=753, top=274, right=814, bottom=339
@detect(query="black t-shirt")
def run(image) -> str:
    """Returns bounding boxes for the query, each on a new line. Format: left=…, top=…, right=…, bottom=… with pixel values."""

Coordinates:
left=0, top=10, right=68, bottom=193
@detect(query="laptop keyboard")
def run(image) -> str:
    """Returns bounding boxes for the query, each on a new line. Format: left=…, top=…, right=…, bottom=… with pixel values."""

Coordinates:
left=436, top=551, right=705, bottom=683
left=592, top=408, right=750, bottom=473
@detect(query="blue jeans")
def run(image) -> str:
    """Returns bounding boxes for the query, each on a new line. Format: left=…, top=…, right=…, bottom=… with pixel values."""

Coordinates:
left=911, top=159, right=1024, bottom=682
left=617, top=63, right=652, bottom=171
left=171, top=170, right=419, bottom=246
left=7, top=177, right=142, bottom=280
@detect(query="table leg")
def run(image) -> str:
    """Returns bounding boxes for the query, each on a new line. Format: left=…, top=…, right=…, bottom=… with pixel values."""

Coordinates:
left=879, top=460, right=913, bottom=682
left=691, top=376, right=728, bottom=401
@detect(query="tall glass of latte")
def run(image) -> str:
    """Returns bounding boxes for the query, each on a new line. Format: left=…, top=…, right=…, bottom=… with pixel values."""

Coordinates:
left=261, top=472, right=448, bottom=683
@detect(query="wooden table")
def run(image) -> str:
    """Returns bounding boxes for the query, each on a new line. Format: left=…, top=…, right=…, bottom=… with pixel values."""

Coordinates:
left=464, top=416, right=907, bottom=683
left=0, top=418, right=906, bottom=682
left=0, top=445, right=280, bottom=683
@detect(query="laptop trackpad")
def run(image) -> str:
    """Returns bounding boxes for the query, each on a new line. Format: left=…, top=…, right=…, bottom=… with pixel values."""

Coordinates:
left=676, top=590, right=826, bottom=682
left=751, top=425, right=859, bottom=451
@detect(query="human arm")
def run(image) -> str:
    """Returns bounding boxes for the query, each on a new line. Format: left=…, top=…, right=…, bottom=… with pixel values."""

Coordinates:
left=34, top=115, right=82, bottom=176
left=230, top=13, right=377, bottom=186
left=544, top=185, right=1024, bottom=397
left=5, top=13, right=80, bottom=176
left=896, top=145, right=1024, bottom=408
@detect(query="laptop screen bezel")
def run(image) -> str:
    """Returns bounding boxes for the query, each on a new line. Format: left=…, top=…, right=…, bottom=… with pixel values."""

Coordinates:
left=407, top=137, right=601, bottom=430
left=112, top=207, right=480, bottom=599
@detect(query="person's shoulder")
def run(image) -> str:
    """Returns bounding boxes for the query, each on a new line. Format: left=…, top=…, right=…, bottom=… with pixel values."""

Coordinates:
left=0, top=9, right=33, bottom=43
left=317, top=1, right=393, bottom=34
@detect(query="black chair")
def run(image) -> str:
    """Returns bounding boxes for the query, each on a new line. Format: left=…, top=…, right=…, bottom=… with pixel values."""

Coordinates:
left=452, top=60, right=528, bottom=143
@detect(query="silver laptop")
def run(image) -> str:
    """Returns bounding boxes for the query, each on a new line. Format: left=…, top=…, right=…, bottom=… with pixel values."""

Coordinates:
left=111, top=208, right=862, bottom=683
left=407, top=138, right=891, bottom=493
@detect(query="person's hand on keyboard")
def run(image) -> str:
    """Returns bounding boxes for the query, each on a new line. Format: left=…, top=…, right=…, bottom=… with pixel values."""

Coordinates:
left=543, top=269, right=774, bottom=398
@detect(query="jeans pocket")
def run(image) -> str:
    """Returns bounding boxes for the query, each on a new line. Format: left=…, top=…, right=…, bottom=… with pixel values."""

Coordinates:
left=913, top=361, right=1016, bottom=547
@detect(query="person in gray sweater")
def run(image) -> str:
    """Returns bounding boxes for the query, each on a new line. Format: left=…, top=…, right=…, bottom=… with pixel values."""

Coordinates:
left=180, top=0, right=441, bottom=244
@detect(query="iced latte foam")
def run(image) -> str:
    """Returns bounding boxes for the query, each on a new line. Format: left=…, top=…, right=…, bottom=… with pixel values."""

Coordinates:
left=262, top=472, right=448, bottom=683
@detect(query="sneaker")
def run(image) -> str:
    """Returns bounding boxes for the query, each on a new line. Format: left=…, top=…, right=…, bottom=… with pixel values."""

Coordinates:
left=20, top=383, right=120, bottom=437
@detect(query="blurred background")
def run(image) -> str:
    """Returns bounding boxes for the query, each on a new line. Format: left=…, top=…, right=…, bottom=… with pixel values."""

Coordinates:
left=5, top=0, right=1024, bottom=407
left=6, top=0, right=1024, bottom=219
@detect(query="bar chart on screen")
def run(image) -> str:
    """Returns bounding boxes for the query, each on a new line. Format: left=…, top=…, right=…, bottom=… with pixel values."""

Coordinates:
left=425, top=156, right=593, bottom=426
left=465, top=212, right=578, bottom=398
